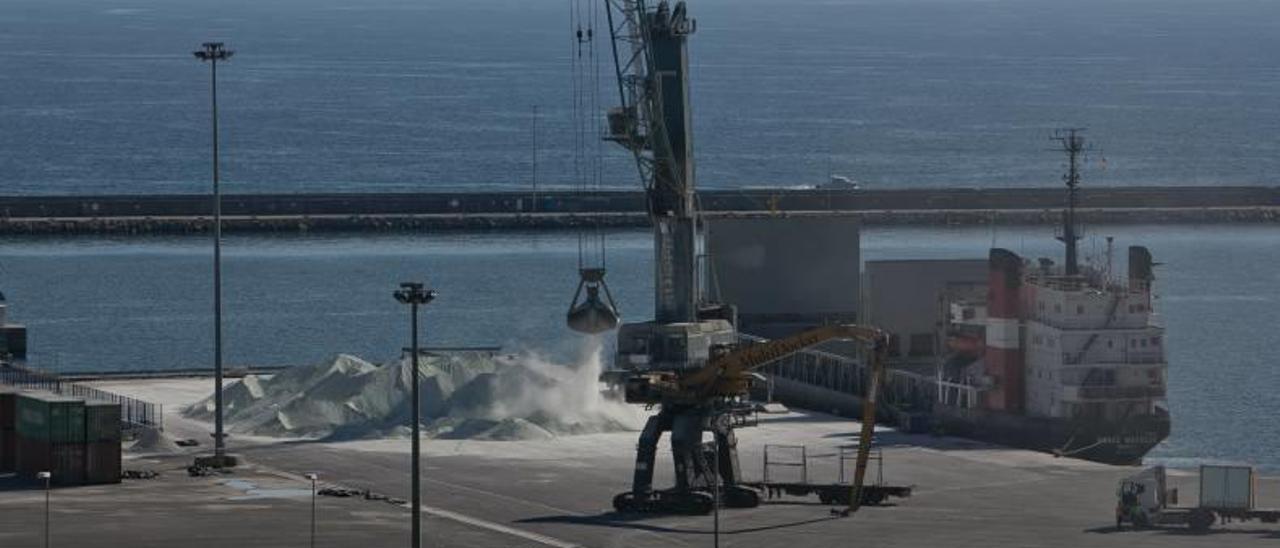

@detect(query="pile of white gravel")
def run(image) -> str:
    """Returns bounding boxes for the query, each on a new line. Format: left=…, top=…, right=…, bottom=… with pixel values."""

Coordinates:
left=184, top=341, right=643, bottom=441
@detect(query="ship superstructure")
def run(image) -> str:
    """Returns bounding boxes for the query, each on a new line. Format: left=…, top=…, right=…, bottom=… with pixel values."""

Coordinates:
left=1019, top=247, right=1166, bottom=426
left=932, top=242, right=1170, bottom=463
left=926, top=131, right=1170, bottom=463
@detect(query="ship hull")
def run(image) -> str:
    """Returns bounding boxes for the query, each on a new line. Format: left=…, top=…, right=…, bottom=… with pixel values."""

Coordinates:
left=929, top=405, right=1170, bottom=465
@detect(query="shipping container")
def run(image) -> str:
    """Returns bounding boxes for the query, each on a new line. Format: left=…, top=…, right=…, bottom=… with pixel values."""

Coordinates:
left=0, top=388, right=15, bottom=430
left=51, top=442, right=86, bottom=485
left=84, top=401, right=122, bottom=442
left=16, top=435, right=47, bottom=478
left=1200, top=465, right=1255, bottom=509
left=0, top=429, right=14, bottom=473
left=16, top=436, right=86, bottom=485
left=16, top=392, right=85, bottom=444
left=85, top=440, right=121, bottom=484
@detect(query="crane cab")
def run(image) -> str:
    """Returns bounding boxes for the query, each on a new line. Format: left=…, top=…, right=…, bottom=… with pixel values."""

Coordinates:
left=615, top=319, right=737, bottom=372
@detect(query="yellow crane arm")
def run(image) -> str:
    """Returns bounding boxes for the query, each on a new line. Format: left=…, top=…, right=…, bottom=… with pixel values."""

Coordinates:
left=679, top=323, right=889, bottom=516
left=680, top=324, right=887, bottom=396
left=848, top=332, right=888, bottom=515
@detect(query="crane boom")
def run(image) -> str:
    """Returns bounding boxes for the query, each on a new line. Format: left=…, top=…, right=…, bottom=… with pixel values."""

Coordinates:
left=683, top=324, right=886, bottom=393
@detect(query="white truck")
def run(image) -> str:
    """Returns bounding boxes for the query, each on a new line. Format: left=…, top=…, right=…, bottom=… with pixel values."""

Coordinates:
left=1116, top=465, right=1280, bottom=531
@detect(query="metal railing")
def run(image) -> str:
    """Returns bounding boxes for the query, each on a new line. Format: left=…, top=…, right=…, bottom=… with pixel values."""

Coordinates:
left=1061, top=351, right=1165, bottom=366
left=0, top=363, right=163, bottom=430
left=762, top=444, right=808, bottom=484
left=839, top=446, right=885, bottom=486
left=1067, top=384, right=1166, bottom=401
left=741, top=333, right=979, bottom=413
left=936, top=379, right=980, bottom=409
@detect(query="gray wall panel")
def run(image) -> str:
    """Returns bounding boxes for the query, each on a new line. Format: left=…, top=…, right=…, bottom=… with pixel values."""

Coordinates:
left=707, top=216, right=861, bottom=331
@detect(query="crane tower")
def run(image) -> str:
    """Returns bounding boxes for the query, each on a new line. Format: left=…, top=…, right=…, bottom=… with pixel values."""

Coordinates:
left=565, top=1, right=895, bottom=515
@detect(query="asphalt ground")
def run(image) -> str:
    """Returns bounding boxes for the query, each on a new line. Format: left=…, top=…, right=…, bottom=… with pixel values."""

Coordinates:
left=22, top=378, right=1278, bottom=548
left=8, top=430, right=1280, bottom=548
left=0, top=455, right=531, bottom=548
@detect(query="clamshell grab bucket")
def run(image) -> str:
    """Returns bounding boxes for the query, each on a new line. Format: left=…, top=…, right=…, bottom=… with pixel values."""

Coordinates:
left=567, top=268, right=621, bottom=334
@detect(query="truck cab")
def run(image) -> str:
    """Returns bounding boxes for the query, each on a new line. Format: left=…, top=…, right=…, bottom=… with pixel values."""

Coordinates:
left=1116, top=466, right=1168, bottom=527
left=1115, top=464, right=1272, bottom=532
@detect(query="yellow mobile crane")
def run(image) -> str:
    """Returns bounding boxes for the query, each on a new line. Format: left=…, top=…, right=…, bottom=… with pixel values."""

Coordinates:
left=565, top=0, right=902, bottom=515
left=616, top=324, right=893, bottom=515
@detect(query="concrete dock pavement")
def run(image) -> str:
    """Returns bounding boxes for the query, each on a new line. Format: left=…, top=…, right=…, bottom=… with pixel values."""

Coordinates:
left=0, top=455, right=534, bottom=548
left=244, top=438, right=1280, bottom=548
left=42, top=377, right=1280, bottom=547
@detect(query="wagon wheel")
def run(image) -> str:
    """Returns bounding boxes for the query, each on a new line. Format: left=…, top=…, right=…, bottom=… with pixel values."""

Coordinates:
left=1188, top=508, right=1215, bottom=532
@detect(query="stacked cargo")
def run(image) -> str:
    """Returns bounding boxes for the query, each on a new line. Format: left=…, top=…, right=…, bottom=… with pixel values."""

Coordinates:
left=0, top=387, right=15, bottom=473
left=2, top=391, right=122, bottom=485
left=15, top=392, right=87, bottom=485
left=84, top=400, right=122, bottom=484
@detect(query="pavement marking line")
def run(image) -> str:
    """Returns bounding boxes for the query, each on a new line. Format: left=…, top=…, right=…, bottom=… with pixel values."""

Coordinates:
left=423, top=475, right=583, bottom=516
left=226, top=454, right=581, bottom=548
left=397, top=502, right=583, bottom=548
left=421, top=476, right=694, bottom=547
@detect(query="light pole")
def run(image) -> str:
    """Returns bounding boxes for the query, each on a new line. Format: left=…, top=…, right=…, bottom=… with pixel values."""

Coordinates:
left=305, top=473, right=318, bottom=548
left=194, top=41, right=233, bottom=464
left=530, top=104, right=538, bottom=213
left=394, top=282, right=436, bottom=548
left=712, top=437, right=720, bottom=548
left=37, top=470, right=50, bottom=548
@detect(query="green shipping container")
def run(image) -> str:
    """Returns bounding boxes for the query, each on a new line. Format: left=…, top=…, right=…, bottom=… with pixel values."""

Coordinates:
left=16, top=393, right=85, bottom=443
left=0, top=388, right=16, bottom=430
left=84, top=401, right=122, bottom=442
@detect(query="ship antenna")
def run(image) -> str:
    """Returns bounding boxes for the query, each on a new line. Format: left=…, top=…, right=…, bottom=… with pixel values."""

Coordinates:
left=1052, top=128, right=1087, bottom=276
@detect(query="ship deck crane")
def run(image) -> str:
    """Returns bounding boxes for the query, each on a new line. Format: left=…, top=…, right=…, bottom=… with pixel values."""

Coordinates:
left=565, top=0, right=893, bottom=516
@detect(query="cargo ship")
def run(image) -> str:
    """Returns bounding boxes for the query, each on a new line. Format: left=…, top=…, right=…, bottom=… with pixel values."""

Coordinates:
left=905, top=130, right=1170, bottom=464
left=927, top=242, right=1171, bottom=464
left=709, top=130, right=1170, bottom=465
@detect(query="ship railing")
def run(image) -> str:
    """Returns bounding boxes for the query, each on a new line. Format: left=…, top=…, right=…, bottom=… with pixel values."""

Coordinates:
left=1034, top=316, right=1152, bottom=331
left=1026, top=273, right=1149, bottom=294
left=1064, top=384, right=1166, bottom=401
left=1061, top=352, right=1165, bottom=366
left=936, top=379, right=980, bottom=409
left=740, top=333, right=937, bottom=407
left=0, top=362, right=163, bottom=431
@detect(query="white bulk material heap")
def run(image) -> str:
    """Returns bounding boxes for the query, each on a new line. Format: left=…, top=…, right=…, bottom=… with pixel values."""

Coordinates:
left=184, top=340, right=644, bottom=441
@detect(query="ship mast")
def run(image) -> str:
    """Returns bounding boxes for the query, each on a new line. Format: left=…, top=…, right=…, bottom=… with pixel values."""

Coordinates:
left=1053, top=128, right=1086, bottom=277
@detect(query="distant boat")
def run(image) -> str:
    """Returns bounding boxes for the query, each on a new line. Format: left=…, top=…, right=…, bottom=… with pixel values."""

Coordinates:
left=817, top=175, right=860, bottom=190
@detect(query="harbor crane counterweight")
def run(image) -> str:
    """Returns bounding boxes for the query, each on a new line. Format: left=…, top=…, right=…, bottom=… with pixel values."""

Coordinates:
left=564, top=0, right=896, bottom=516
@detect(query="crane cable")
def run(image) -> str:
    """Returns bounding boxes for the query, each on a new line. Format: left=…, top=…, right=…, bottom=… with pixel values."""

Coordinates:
left=570, top=0, right=607, bottom=272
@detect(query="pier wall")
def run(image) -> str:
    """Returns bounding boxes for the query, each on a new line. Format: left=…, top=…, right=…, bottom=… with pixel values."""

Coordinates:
left=0, top=186, right=1276, bottom=235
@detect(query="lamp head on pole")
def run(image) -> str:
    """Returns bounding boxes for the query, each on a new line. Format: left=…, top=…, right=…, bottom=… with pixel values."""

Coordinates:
left=37, top=471, right=51, bottom=480
left=394, top=282, right=436, bottom=305
left=194, top=42, right=234, bottom=62
left=304, top=473, right=318, bottom=482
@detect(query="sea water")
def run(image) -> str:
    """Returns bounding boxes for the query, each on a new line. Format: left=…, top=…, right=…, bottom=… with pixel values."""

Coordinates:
left=0, top=225, right=1276, bottom=467
left=3, top=0, right=1279, bottom=194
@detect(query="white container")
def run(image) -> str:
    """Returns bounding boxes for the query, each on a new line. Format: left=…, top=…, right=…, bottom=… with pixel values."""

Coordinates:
left=1200, top=465, right=1254, bottom=509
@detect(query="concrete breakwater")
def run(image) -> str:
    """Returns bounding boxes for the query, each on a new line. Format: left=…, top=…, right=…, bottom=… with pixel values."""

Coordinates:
left=0, top=186, right=1276, bottom=235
